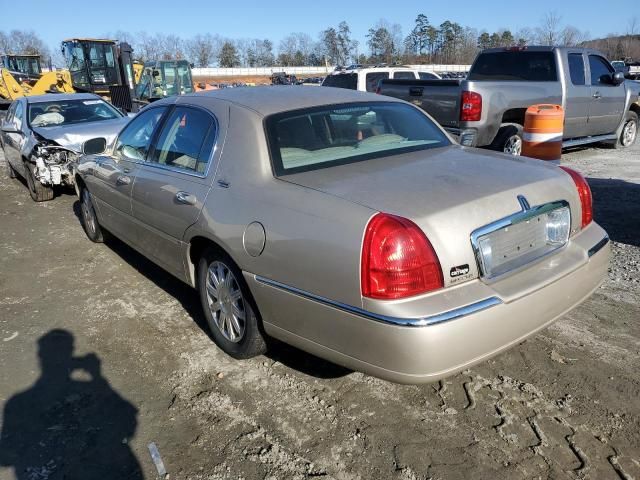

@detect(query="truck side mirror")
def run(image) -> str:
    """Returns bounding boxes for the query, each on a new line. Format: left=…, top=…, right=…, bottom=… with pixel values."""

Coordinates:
left=612, top=72, right=625, bottom=85
left=83, top=137, right=107, bottom=155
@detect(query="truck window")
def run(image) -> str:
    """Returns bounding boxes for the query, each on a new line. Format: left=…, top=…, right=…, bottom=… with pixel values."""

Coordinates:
left=468, top=51, right=557, bottom=82
left=393, top=71, right=415, bottom=80
left=588, top=55, right=614, bottom=86
left=322, top=73, right=357, bottom=90
left=568, top=54, right=586, bottom=86
left=365, top=72, right=389, bottom=92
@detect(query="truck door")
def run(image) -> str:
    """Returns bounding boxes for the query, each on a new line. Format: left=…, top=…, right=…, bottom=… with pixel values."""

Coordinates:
left=587, top=54, right=625, bottom=136
left=563, top=53, right=590, bottom=139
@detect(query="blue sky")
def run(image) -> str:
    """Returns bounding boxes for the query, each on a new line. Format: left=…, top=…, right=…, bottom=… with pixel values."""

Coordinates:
left=3, top=0, right=637, bottom=52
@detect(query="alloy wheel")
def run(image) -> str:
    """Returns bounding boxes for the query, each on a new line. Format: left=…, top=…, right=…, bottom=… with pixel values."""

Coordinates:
left=81, top=191, right=97, bottom=237
left=504, top=135, right=522, bottom=156
left=622, top=119, right=637, bottom=147
left=205, top=261, right=246, bottom=343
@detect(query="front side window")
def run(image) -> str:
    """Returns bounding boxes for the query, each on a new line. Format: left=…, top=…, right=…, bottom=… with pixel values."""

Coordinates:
left=568, top=54, right=586, bottom=86
left=266, top=102, right=450, bottom=175
left=115, top=107, right=167, bottom=161
left=149, top=107, right=215, bottom=174
left=13, top=102, right=23, bottom=129
left=28, top=99, right=123, bottom=127
left=365, top=72, right=389, bottom=92
left=589, top=55, right=614, bottom=86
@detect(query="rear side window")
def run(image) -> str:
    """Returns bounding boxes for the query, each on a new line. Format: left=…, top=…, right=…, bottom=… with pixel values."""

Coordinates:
left=468, top=52, right=558, bottom=81
left=568, top=54, right=586, bottom=85
left=365, top=72, right=389, bottom=92
left=265, top=102, right=450, bottom=175
left=419, top=72, right=439, bottom=80
left=589, top=55, right=614, bottom=86
left=393, top=71, right=415, bottom=80
left=149, top=106, right=215, bottom=174
left=322, top=74, right=357, bottom=90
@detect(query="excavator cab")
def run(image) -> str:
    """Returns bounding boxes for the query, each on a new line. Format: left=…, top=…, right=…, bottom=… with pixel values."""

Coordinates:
left=61, top=39, right=124, bottom=95
left=135, top=60, right=194, bottom=102
left=1, top=54, right=42, bottom=84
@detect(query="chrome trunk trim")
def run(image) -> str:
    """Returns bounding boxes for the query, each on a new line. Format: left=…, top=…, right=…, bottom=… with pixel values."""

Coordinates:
left=254, top=275, right=502, bottom=327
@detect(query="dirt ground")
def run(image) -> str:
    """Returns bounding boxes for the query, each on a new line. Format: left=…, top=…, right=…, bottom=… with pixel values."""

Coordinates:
left=0, top=140, right=638, bottom=480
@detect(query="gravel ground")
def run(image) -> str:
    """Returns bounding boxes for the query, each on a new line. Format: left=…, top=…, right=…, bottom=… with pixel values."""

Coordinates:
left=0, top=141, right=638, bottom=480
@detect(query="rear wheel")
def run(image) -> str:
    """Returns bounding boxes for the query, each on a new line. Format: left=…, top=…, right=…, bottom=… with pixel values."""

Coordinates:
left=613, top=111, right=638, bottom=148
left=80, top=188, right=104, bottom=243
left=24, top=161, right=54, bottom=202
left=491, top=124, right=523, bottom=156
left=198, top=248, right=267, bottom=359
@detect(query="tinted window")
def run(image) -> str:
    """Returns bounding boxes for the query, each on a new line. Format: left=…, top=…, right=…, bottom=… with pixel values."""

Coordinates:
left=266, top=102, right=450, bottom=175
left=419, top=72, right=439, bottom=80
left=365, top=72, right=389, bottom=92
left=393, top=71, right=415, bottom=80
left=322, top=73, right=357, bottom=90
left=468, top=52, right=558, bottom=81
left=28, top=99, right=122, bottom=127
left=568, top=54, right=586, bottom=86
left=115, top=107, right=167, bottom=161
left=589, top=55, right=614, bottom=86
left=13, top=102, right=23, bottom=129
left=149, top=107, right=215, bottom=174
left=5, top=102, right=17, bottom=124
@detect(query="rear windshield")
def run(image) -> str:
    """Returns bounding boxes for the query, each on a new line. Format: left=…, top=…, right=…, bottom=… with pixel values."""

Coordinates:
left=28, top=99, right=123, bottom=127
left=265, top=102, right=450, bottom=175
left=468, top=51, right=558, bottom=81
left=322, top=73, right=357, bottom=90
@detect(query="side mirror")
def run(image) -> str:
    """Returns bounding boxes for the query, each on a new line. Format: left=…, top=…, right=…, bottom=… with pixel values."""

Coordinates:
left=612, top=72, right=625, bottom=85
left=83, top=137, right=107, bottom=155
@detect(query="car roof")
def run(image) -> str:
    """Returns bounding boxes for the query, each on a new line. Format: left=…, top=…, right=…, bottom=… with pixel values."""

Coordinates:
left=177, top=86, right=399, bottom=117
left=24, top=93, right=102, bottom=104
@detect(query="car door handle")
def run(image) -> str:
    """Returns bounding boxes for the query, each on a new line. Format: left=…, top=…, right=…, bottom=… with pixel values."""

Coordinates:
left=592, top=92, right=601, bottom=99
left=175, top=191, right=196, bottom=205
left=116, top=175, right=131, bottom=186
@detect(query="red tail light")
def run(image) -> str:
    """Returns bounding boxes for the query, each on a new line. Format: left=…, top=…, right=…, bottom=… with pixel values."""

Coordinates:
left=560, top=166, right=593, bottom=228
left=361, top=213, right=443, bottom=300
left=460, top=91, right=482, bottom=121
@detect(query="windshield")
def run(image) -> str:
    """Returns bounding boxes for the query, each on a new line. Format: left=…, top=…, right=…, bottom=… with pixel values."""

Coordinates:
left=266, top=102, right=450, bottom=175
left=162, top=61, right=194, bottom=96
left=28, top=98, right=123, bottom=127
left=468, top=51, right=558, bottom=81
left=6, top=56, right=41, bottom=76
left=64, top=41, right=119, bottom=88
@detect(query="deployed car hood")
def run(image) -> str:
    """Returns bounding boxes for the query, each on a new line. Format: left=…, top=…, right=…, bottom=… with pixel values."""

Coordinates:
left=32, top=117, right=129, bottom=152
left=283, top=145, right=582, bottom=285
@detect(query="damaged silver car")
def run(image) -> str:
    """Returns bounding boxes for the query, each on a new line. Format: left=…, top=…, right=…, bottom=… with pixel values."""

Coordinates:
left=0, top=93, right=129, bottom=201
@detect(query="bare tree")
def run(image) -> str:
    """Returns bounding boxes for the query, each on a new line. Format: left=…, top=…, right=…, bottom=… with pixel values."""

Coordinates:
left=186, top=34, right=220, bottom=67
left=537, top=11, right=562, bottom=45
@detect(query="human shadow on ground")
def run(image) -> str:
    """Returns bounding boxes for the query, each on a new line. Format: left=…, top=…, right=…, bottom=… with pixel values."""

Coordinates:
left=0, top=329, right=143, bottom=479
left=69, top=215, right=350, bottom=381
left=587, top=176, right=640, bottom=248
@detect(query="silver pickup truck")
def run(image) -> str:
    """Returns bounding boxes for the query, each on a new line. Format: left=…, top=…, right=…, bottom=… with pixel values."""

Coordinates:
left=377, top=47, right=640, bottom=155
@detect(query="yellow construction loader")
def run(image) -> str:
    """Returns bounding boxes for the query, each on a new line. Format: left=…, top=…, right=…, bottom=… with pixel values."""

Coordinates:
left=0, top=54, right=75, bottom=107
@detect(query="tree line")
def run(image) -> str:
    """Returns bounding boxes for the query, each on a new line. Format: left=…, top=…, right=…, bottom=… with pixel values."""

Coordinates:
left=1, top=13, right=638, bottom=69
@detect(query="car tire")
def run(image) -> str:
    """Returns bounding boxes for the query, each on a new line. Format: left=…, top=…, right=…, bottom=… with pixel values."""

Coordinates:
left=613, top=111, right=638, bottom=149
left=491, top=124, right=523, bottom=156
left=24, top=161, right=54, bottom=202
left=79, top=188, right=104, bottom=243
left=197, top=247, right=267, bottom=359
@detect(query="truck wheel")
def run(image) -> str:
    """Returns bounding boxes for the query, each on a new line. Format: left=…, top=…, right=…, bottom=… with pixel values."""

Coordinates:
left=198, top=247, right=267, bottom=359
left=614, top=111, right=638, bottom=148
left=492, top=125, right=523, bottom=156
left=24, top=161, right=54, bottom=202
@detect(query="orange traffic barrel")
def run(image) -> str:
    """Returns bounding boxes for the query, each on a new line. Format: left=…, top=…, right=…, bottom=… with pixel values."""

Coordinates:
left=522, top=104, right=564, bottom=161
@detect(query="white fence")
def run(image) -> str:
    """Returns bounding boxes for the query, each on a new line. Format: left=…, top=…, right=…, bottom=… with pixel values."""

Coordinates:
left=192, top=64, right=471, bottom=77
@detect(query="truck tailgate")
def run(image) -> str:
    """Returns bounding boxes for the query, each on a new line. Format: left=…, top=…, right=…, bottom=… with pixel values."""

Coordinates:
left=378, top=79, right=463, bottom=130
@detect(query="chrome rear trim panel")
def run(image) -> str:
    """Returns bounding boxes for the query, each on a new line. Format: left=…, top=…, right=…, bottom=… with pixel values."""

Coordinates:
left=254, top=275, right=502, bottom=327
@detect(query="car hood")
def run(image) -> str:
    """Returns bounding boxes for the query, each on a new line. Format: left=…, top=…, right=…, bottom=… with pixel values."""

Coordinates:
left=283, top=145, right=582, bottom=286
left=32, top=117, right=129, bottom=152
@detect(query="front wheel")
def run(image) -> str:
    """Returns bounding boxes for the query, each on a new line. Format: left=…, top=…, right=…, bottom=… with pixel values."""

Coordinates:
left=491, top=124, right=523, bottom=156
left=80, top=188, right=104, bottom=243
left=198, top=249, right=267, bottom=359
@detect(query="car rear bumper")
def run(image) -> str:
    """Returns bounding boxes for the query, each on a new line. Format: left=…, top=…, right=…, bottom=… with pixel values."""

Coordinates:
left=246, top=222, right=609, bottom=384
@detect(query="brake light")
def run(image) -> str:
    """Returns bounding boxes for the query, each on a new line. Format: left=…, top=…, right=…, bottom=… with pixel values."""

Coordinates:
left=361, top=213, right=443, bottom=299
left=460, top=91, right=482, bottom=121
left=560, top=167, right=593, bottom=228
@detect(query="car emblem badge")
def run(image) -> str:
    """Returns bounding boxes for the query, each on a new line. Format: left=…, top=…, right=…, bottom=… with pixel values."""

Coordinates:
left=450, top=264, right=470, bottom=278
left=517, top=195, right=531, bottom=211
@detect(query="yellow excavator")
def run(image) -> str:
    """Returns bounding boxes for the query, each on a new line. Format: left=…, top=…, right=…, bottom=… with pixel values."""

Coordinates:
left=0, top=53, right=75, bottom=107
